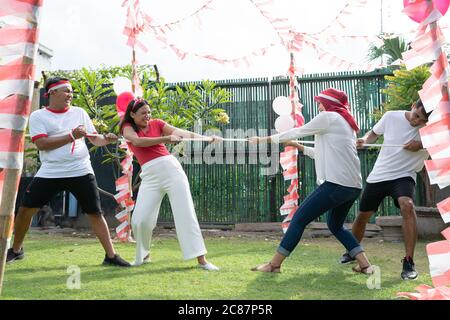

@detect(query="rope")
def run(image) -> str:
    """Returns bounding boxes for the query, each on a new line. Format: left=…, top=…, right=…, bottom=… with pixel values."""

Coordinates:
left=182, top=138, right=405, bottom=148
left=292, top=140, right=405, bottom=148
left=24, top=134, right=406, bottom=147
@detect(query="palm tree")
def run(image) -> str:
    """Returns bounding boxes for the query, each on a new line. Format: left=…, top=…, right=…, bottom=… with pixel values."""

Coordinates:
left=367, top=35, right=409, bottom=65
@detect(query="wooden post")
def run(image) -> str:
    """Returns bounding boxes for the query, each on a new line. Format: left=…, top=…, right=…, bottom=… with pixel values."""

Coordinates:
left=0, top=0, right=43, bottom=294
left=0, top=168, right=22, bottom=295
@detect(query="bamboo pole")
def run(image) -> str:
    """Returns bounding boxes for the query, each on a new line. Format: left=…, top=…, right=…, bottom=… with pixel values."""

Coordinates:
left=0, top=0, right=42, bottom=293
left=0, top=167, right=22, bottom=295
left=0, top=74, right=35, bottom=296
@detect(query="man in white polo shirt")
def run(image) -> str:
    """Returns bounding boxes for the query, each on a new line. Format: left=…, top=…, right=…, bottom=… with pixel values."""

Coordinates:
left=7, top=77, right=130, bottom=267
left=339, top=99, right=430, bottom=280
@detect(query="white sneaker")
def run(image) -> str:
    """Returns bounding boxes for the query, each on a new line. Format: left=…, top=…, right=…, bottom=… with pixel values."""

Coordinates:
left=198, top=262, right=219, bottom=271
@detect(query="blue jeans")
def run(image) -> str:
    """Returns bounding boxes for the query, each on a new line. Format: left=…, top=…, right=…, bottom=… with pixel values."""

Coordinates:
left=278, top=181, right=364, bottom=258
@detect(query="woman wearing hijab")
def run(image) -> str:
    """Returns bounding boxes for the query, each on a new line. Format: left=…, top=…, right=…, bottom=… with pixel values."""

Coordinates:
left=250, top=88, right=373, bottom=275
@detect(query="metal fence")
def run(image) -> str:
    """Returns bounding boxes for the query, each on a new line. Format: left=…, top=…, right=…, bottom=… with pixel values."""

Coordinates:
left=155, top=69, right=426, bottom=224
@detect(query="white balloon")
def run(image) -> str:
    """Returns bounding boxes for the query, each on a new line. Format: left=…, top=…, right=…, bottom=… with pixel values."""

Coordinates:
left=274, top=115, right=294, bottom=133
left=272, top=96, right=291, bottom=116
left=113, top=77, right=132, bottom=95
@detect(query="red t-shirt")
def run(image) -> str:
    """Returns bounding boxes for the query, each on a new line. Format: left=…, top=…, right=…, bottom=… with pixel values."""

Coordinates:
left=124, top=119, right=170, bottom=166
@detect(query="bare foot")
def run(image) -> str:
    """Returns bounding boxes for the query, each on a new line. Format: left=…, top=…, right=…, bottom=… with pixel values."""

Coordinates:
left=251, top=262, right=281, bottom=273
left=352, top=264, right=375, bottom=275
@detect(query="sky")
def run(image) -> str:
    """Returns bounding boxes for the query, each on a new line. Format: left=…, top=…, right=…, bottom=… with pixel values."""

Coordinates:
left=37, top=0, right=450, bottom=82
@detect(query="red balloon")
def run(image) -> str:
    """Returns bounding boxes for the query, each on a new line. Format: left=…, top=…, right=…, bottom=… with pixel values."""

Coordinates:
left=116, top=91, right=135, bottom=117
left=403, top=0, right=450, bottom=23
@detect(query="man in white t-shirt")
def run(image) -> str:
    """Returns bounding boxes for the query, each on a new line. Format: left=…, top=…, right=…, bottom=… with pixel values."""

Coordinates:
left=340, top=99, right=430, bottom=280
left=7, top=77, right=130, bottom=267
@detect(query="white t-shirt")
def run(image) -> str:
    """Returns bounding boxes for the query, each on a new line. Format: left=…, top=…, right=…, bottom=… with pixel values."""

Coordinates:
left=366, top=111, right=429, bottom=183
left=272, top=111, right=362, bottom=189
left=29, top=106, right=97, bottom=178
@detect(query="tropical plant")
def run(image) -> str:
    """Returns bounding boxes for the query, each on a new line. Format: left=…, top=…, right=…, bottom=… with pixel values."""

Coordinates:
left=367, top=35, right=409, bottom=65
left=373, top=65, right=430, bottom=120
left=146, top=79, right=231, bottom=130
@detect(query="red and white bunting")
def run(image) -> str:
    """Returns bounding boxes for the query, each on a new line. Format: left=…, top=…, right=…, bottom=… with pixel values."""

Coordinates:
left=398, top=2, right=450, bottom=301
left=116, top=220, right=130, bottom=241
left=442, top=227, right=450, bottom=240
left=427, top=140, right=450, bottom=160
left=397, top=284, right=450, bottom=300
left=279, top=53, right=304, bottom=232
left=282, top=165, right=298, bottom=181
left=121, top=0, right=381, bottom=71
left=114, top=189, right=131, bottom=204
left=402, top=40, right=442, bottom=71
left=419, top=72, right=444, bottom=113
left=124, top=198, right=135, bottom=212
left=0, top=43, right=37, bottom=59
left=410, top=25, right=445, bottom=53
left=120, top=153, right=133, bottom=175
left=250, top=0, right=295, bottom=49
left=0, top=95, right=31, bottom=131
left=311, top=0, right=368, bottom=37
left=0, top=0, right=42, bottom=268
left=280, top=149, right=298, bottom=172
left=113, top=138, right=135, bottom=241
left=115, top=174, right=129, bottom=191
left=115, top=209, right=129, bottom=223
left=437, top=197, right=450, bottom=224
left=428, top=101, right=450, bottom=124
left=424, top=157, right=450, bottom=188
left=0, top=0, right=42, bottom=18
left=419, top=117, right=450, bottom=149
left=427, top=240, right=450, bottom=287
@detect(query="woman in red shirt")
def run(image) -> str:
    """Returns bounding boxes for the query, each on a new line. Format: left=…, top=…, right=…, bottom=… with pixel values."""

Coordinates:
left=120, top=99, right=220, bottom=270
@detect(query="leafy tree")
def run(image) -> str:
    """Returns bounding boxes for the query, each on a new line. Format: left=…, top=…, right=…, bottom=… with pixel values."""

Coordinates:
left=371, top=65, right=430, bottom=121
left=367, top=35, right=409, bottom=65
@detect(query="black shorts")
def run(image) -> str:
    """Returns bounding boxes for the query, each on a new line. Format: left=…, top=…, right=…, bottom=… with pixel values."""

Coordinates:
left=21, top=174, right=102, bottom=214
left=359, top=177, right=416, bottom=212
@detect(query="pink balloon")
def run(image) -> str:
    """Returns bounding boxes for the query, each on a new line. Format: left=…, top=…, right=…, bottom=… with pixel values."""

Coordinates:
left=116, top=91, right=135, bottom=117
left=403, top=0, right=449, bottom=23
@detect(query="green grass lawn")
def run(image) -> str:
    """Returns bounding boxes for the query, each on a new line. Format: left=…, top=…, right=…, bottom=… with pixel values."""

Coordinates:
left=1, top=231, right=433, bottom=300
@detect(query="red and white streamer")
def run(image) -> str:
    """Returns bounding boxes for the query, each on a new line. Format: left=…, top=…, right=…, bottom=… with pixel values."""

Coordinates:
left=310, top=0, right=368, bottom=37
left=398, top=1, right=450, bottom=300
left=113, top=138, right=135, bottom=241
left=397, top=284, right=450, bottom=300
left=426, top=240, right=450, bottom=287
left=121, top=0, right=385, bottom=71
left=116, top=220, right=130, bottom=240
left=0, top=0, right=41, bottom=174
left=437, top=197, right=450, bottom=223
left=280, top=53, right=304, bottom=233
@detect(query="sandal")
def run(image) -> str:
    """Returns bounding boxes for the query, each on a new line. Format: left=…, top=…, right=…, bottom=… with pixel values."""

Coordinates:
left=251, top=262, right=281, bottom=273
left=352, top=265, right=374, bottom=275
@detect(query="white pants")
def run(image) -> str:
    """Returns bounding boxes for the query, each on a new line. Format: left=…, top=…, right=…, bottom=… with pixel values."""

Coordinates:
left=132, top=155, right=207, bottom=264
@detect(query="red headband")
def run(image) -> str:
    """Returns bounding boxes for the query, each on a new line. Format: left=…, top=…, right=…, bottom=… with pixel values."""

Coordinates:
left=44, top=80, right=71, bottom=97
